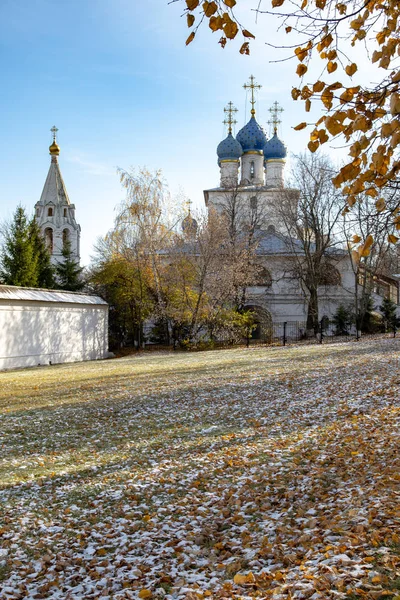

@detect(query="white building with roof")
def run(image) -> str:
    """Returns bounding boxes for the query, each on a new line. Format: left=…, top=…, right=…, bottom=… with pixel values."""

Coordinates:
left=0, top=285, right=108, bottom=370
left=34, top=127, right=81, bottom=266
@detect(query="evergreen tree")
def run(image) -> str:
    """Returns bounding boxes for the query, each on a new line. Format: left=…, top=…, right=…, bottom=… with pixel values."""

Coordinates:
left=380, top=297, right=400, bottom=331
left=55, top=239, right=84, bottom=291
left=0, top=206, right=39, bottom=287
left=29, top=218, right=55, bottom=289
left=332, top=305, right=352, bottom=336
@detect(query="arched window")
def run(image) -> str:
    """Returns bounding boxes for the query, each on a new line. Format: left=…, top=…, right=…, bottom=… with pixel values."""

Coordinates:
left=250, top=161, right=255, bottom=179
left=47, top=207, right=53, bottom=217
left=320, top=263, right=341, bottom=286
left=44, top=228, right=53, bottom=253
left=36, top=207, right=40, bottom=217
left=63, top=208, right=67, bottom=217
left=62, top=229, right=70, bottom=249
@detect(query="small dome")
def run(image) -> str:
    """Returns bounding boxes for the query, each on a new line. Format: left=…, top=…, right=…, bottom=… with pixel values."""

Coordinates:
left=182, top=211, right=198, bottom=237
left=217, top=133, right=243, bottom=162
left=264, top=132, right=287, bottom=161
left=49, top=141, right=60, bottom=156
left=236, top=117, right=267, bottom=153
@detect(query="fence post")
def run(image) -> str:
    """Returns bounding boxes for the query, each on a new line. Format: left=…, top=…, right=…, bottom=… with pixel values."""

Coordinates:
left=283, top=321, right=287, bottom=346
left=319, top=318, right=324, bottom=344
left=393, top=323, right=396, bottom=338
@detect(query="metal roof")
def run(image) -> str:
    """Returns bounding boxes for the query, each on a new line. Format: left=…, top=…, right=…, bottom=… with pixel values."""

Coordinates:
left=0, top=285, right=107, bottom=305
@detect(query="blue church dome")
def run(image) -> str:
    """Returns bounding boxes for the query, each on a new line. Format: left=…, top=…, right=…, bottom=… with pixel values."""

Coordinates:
left=236, top=117, right=267, bottom=152
left=264, top=132, right=287, bottom=160
left=217, top=133, right=243, bottom=163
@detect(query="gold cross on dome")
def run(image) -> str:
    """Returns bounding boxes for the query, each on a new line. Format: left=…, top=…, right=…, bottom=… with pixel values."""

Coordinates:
left=268, top=101, right=284, bottom=134
left=223, top=101, right=238, bottom=134
left=50, top=125, right=58, bottom=142
left=243, top=75, right=262, bottom=117
left=186, top=198, right=193, bottom=214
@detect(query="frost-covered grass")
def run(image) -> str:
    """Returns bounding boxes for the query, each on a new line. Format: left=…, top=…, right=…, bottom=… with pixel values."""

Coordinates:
left=1, top=340, right=400, bottom=599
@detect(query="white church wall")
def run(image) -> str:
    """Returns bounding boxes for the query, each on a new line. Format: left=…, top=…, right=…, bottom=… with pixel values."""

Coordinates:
left=0, top=287, right=108, bottom=371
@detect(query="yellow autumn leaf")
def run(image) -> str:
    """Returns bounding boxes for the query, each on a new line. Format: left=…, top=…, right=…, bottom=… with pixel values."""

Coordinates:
left=372, top=50, right=382, bottom=63
left=187, top=13, right=195, bottom=27
left=345, top=63, right=358, bottom=76
left=360, top=246, right=371, bottom=258
left=381, top=122, right=393, bottom=137
left=351, top=249, right=360, bottom=264
left=352, top=235, right=361, bottom=243
left=364, top=234, right=374, bottom=249
left=305, top=98, right=311, bottom=112
left=233, top=574, right=246, bottom=584
left=308, top=140, right=319, bottom=152
left=272, top=0, right=285, bottom=6
left=340, top=88, right=354, bottom=104
left=327, top=61, right=337, bottom=73
left=186, top=31, right=195, bottom=45
left=203, top=1, right=218, bottom=17
left=390, top=130, right=400, bottom=148
left=209, top=15, right=223, bottom=31
left=294, top=122, right=307, bottom=131
left=223, top=0, right=236, bottom=6
left=390, top=93, right=400, bottom=116
left=223, top=19, right=238, bottom=39
left=242, top=29, right=255, bottom=38
left=388, top=234, right=399, bottom=244
left=138, top=590, right=152, bottom=599
left=295, top=46, right=308, bottom=62
left=186, top=0, right=199, bottom=9
left=375, top=198, right=386, bottom=212
left=292, top=87, right=301, bottom=100
left=296, top=63, right=308, bottom=77
left=313, top=81, right=325, bottom=93
left=318, top=129, right=329, bottom=143
left=325, top=116, right=344, bottom=136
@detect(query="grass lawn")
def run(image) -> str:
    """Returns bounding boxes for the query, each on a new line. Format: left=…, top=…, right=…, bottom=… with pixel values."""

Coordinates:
left=0, top=339, right=400, bottom=599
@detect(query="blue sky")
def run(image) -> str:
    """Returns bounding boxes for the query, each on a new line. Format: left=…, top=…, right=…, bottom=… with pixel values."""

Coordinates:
left=0, top=0, right=376, bottom=264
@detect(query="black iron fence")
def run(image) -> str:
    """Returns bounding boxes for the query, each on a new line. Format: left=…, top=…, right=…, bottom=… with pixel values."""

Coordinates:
left=142, top=320, right=398, bottom=351
left=243, top=319, right=398, bottom=348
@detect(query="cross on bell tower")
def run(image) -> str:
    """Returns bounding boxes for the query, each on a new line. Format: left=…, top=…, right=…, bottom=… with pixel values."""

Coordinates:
left=50, top=125, right=58, bottom=142
left=223, top=101, right=238, bottom=134
left=243, top=75, right=262, bottom=117
left=268, top=101, right=284, bottom=135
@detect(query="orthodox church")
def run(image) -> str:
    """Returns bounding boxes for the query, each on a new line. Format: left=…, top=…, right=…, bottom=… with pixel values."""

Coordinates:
left=201, top=76, right=366, bottom=330
left=35, top=127, right=81, bottom=266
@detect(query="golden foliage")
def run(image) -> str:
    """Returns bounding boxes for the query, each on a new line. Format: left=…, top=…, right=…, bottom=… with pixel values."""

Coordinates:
left=179, top=0, right=400, bottom=238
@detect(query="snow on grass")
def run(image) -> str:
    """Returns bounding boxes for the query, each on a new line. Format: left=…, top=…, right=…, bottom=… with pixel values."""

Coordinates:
left=1, top=340, right=400, bottom=599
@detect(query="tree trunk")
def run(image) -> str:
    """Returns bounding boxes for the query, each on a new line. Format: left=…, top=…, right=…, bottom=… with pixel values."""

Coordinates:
left=306, top=288, right=319, bottom=335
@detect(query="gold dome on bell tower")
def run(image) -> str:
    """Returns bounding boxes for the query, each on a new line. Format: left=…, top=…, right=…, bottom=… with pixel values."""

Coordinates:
left=49, top=126, right=60, bottom=156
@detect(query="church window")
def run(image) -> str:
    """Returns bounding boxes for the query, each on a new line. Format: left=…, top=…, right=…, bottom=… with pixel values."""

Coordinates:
left=48, top=207, right=53, bottom=217
left=250, top=196, right=257, bottom=211
left=44, top=228, right=53, bottom=253
left=36, top=208, right=40, bottom=216
left=64, top=208, right=67, bottom=217
left=250, top=161, right=255, bottom=179
left=63, top=229, right=70, bottom=248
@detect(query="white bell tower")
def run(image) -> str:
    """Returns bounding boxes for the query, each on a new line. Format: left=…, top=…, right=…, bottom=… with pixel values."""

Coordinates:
left=34, top=127, right=81, bottom=266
